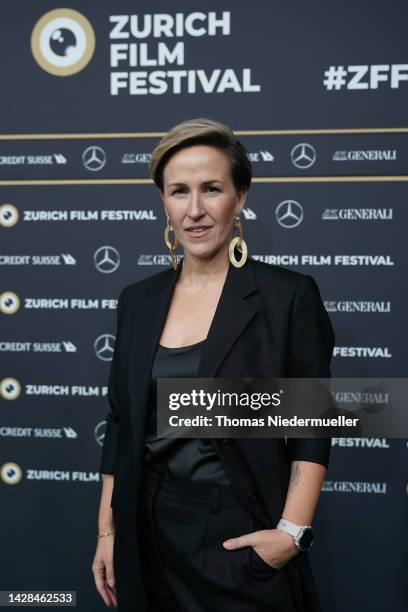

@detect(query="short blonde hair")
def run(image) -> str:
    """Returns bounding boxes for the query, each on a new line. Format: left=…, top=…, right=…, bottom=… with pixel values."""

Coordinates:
left=148, top=117, right=252, bottom=194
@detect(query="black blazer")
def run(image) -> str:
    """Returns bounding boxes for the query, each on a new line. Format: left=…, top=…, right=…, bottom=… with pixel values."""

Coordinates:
left=100, top=255, right=335, bottom=612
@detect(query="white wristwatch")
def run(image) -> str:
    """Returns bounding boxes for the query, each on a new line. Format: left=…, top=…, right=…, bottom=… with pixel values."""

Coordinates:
left=277, top=518, right=314, bottom=551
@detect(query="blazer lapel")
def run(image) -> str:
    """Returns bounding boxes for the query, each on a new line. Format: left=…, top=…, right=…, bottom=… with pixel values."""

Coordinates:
left=196, top=258, right=259, bottom=378
left=127, top=262, right=182, bottom=448
left=127, top=255, right=259, bottom=448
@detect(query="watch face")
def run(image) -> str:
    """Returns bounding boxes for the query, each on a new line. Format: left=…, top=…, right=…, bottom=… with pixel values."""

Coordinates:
left=298, top=527, right=314, bottom=550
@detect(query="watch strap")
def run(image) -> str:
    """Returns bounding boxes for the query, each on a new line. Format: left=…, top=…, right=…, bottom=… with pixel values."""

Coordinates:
left=277, top=518, right=309, bottom=537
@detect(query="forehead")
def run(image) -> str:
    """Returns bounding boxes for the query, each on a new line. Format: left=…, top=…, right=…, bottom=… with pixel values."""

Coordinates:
left=163, top=145, right=230, bottom=183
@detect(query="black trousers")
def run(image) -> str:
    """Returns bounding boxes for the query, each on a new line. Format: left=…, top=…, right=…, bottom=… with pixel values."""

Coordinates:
left=136, top=466, right=295, bottom=612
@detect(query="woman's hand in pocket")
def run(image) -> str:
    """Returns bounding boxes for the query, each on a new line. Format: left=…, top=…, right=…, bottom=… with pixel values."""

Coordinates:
left=223, top=527, right=299, bottom=570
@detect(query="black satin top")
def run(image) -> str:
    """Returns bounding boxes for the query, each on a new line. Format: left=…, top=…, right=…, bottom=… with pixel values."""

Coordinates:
left=144, top=338, right=232, bottom=485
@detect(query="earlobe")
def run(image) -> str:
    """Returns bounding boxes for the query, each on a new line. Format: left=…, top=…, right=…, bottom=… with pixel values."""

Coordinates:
left=238, top=191, right=248, bottom=212
left=237, top=201, right=246, bottom=214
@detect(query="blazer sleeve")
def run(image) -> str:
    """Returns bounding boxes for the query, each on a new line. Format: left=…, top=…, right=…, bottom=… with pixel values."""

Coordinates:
left=99, top=285, right=128, bottom=475
left=285, top=273, right=335, bottom=468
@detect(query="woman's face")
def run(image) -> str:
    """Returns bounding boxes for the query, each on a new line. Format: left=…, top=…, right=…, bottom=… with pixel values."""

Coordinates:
left=160, top=145, right=247, bottom=260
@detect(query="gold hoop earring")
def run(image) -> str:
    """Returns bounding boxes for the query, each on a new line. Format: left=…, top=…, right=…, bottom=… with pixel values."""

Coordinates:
left=228, top=213, right=248, bottom=268
left=164, top=216, right=179, bottom=270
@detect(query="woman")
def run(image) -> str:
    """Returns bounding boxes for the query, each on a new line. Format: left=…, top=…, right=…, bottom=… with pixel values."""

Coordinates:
left=92, top=118, right=335, bottom=612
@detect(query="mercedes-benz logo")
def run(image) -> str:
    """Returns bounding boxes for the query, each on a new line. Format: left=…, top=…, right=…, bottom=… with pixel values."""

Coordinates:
left=94, top=334, right=116, bottom=361
left=82, top=146, right=107, bottom=171
left=94, top=421, right=106, bottom=446
left=275, top=200, right=304, bottom=228
left=291, top=143, right=317, bottom=169
left=93, top=246, right=120, bottom=273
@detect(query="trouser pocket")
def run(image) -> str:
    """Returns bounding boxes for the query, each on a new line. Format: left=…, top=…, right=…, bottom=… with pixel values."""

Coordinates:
left=247, top=515, right=280, bottom=577
left=203, top=503, right=253, bottom=571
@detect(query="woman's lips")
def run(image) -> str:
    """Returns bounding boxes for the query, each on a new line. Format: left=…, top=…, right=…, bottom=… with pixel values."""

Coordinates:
left=185, top=226, right=213, bottom=238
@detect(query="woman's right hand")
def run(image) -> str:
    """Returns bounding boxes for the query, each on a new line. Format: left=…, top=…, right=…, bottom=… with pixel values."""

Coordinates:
left=92, top=534, right=117, bottom=607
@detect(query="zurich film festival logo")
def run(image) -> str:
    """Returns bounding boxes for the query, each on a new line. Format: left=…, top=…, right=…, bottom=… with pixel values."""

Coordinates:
left=31, top=9, right=95, bottom=76
left=0, top=204, right=19, bottom=228
left=0, top=292, right=20, bottom=315
left=1, top=463, right=23, bottom=485
left=0, top=377, right=22, bottom=400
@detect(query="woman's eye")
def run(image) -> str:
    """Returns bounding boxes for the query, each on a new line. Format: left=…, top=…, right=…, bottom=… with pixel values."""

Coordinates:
left=171, top=186, right=219, bottom=195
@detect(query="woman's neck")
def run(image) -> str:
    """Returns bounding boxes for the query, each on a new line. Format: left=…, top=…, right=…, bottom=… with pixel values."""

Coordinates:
left=178, top=247, right=230, bottom=291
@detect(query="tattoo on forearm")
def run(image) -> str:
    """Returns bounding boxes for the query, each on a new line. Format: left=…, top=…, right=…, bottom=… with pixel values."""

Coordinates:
left=288, top=461, right=301, bottom=491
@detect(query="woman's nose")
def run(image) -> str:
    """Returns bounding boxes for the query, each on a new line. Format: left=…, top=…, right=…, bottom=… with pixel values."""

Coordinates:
left=187, top=191, right=205, bottom=216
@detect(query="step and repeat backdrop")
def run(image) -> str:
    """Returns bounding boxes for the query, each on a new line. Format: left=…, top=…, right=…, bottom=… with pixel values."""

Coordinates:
left=1, top=2, right=407, bottom=611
